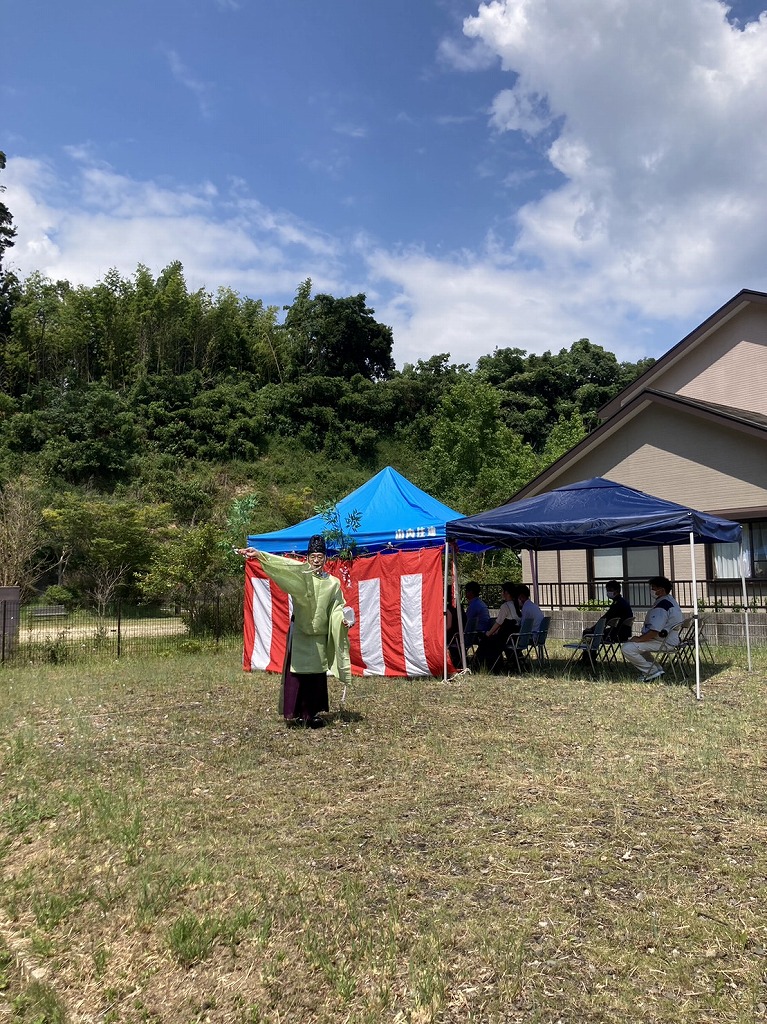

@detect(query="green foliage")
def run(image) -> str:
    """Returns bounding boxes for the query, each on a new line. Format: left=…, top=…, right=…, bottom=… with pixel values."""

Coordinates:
left=139, top=523, right=240, bottom=633
left=425, top=375, right=539, bottom=514
left=282, top=280, right=395, bottom=381
left=0, top=259, right=654, bottom=592
left=477, top=339, right=653, bottom=447
left=541, top=410, right=587, bottom=468
left=314, top=500, right=362, bottom=560
left=41, top=584, right=77, bottom=609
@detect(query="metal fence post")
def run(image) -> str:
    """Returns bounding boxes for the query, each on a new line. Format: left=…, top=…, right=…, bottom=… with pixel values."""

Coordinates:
left=117, top=596, right=122, bottom=659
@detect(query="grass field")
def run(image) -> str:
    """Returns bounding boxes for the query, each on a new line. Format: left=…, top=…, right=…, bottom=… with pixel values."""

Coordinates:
left=0, top=647, right=765, bottom=1023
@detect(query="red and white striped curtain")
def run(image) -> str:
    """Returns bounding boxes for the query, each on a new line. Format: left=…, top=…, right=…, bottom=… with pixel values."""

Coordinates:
left=243, top=547, right=449, bottom=677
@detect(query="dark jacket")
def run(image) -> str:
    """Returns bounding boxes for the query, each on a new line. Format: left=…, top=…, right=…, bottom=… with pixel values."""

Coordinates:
left=601, top=595, right=633, bottom=641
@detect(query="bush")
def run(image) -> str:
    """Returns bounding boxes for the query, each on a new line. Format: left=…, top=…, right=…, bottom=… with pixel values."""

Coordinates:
left=41, top=585, right=77, bottom=609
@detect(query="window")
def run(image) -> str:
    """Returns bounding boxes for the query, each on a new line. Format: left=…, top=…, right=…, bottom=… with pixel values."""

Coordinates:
left=753, top=523, right=767, bottom=578
left=713, top=541, right=744, bottom=579
left=592, top=546, right=661, bottom=605
left=712, top=521, right=767, bottom=579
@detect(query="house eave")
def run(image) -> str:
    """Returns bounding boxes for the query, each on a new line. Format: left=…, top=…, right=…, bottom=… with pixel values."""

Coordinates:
left=513, top=389, right=767, bottom=500
left=599, top=289, right=767, bottom=420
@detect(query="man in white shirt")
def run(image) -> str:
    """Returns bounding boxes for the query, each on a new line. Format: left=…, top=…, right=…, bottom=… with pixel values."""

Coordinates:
left=621, top=576, right=684, bottom=681
left=516, top=585, right=544, bottom=631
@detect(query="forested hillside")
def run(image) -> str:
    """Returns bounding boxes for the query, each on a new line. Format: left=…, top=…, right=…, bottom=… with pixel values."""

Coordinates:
left=0, top=160, right=653, bottom=607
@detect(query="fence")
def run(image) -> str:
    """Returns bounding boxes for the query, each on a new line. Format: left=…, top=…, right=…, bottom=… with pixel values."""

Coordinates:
left=1, top=592, right=245, bottom=666
left=473, top=580, right=766, bottom=648
left=534, top=578, right=767, bottom=612
left=3, top=582, right=763, bottom=669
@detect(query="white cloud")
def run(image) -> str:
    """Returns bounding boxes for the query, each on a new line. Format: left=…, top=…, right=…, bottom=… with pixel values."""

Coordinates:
left=165, top=49, right=214, bottom=118
left=363, top=0, right=767, bottom=365
left=457, top=0, right=767, bottom=318
left=436, top=34, right=498, bottom=72
left=365, top=243, right=662, bottom=368
left=2, top=153, right=343, bottom=301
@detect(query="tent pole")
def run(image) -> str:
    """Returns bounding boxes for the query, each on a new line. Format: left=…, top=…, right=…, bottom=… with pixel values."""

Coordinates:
left=443, top=541, right=450, bottom=682
left=529, top=550, right=540, bottom=603
left=452, top=547, right=468, bottom=674
left=690, top=531, right=701, bottom=700
left=739, top=538, right=752, bottom=672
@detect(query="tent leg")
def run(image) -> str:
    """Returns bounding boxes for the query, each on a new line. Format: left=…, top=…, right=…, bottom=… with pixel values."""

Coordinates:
left=529, top=550, right=540, bottom=604
left=739, top=540, right=752, bottom=672
left=443, top=542, right=449, bottom=682
left=690, top=532, right=701, bottom=700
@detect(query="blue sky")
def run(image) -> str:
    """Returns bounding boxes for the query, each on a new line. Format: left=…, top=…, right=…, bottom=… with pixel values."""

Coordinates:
left=4, top=0, right=767, bottom=368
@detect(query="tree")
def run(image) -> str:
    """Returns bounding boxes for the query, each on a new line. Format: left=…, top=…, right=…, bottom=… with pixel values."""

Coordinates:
left=42, top=495, right=168, bottom=605
left=38, top=383, right=140, bottom=483
left=541, top=411, right=587, bottom=467
left=0, top=151, right=19, bottom=359
left=425, top=376, right=539, bottom=515
left=0, top=477, right=45, bottom=596
left=0, top=152, right=16, bottom=276
left=283, top=281, right=395, bottom=380
left=139, top=522, right=235, bottom=629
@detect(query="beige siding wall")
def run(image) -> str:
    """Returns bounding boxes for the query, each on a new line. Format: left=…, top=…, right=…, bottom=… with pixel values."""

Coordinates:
left=540, top=406, right=767, bottom=512
left=525, top=549, right=588, bottom=584
left=648, top=307, right=767, bottom=414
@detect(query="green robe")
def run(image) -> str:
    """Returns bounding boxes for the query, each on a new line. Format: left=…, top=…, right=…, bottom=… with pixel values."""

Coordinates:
left=255, top=550, right=352, bottom=684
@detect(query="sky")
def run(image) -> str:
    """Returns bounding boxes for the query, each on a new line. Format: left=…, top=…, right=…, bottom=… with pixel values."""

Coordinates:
left=3, top=0, right=767, bottom=369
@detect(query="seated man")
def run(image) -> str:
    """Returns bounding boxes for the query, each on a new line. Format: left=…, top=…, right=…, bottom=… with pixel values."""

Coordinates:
left=584, top=580, right=633, bottom=642
left=463, top=581, right=491, bottom=645
left=621, top=575, right=684, bottom=681
left=516, top=585, right=544, bottom=632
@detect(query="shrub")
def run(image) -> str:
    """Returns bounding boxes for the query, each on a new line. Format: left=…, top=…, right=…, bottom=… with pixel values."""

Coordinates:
left=41, top=585, right=77, bottom=609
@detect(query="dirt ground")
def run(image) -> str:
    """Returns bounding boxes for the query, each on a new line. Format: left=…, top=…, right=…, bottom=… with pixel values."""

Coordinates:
left=19, top=617, right=187, bottom=642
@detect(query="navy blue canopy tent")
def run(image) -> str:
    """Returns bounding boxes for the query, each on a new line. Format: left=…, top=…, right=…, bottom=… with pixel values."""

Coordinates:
left=445, top=477, right=741, bottom=551
left=445, top=478, right=748, bottom=697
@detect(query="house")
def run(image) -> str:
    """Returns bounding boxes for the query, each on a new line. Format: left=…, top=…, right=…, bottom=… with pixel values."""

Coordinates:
left=514, top=288, right=767, bottom=611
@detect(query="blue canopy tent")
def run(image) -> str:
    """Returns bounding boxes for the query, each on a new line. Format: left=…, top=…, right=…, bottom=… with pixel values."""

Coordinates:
left=248, top=467, right=467, bottom=680
left=445, top=478, right=748, bottom=697
left=248, top=466, right=463, bottom=555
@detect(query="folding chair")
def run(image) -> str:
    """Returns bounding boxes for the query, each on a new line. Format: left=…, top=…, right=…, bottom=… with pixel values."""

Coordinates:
left=599, top=616, right=634, bottom=666
left=655, top=618, right=694, bottom=682
left=495, top=617, right=537, bottom=674
left=529, top=615, right=551, bottom=669
left=563, top=616, right=607, bottom=674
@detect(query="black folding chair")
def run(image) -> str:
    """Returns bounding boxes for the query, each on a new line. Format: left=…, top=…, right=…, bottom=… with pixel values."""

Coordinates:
left=564, top=616, right=607, bottom=674
left=529, top=615, right=551, bottom=669
left=496, top=617, right=537, bottom=674
left=599, top=616, right=634, bottom=666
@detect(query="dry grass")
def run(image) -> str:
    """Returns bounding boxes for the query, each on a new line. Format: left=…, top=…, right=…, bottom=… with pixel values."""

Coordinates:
left=0, top=647, right=766, bottom=1023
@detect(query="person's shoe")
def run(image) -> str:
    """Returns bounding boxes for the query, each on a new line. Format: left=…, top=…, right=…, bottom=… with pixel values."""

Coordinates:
left=308, top=716, right=326, bottom=729
left=287, top=717, right=306, bottom=728
left=644, top=667, right=665, bottom=681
